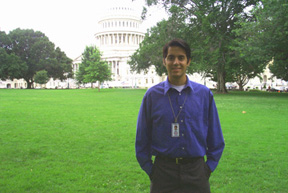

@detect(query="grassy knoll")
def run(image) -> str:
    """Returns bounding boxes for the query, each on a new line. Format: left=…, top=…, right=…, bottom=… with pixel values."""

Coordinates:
left=0, top=89, right=287, bottom=192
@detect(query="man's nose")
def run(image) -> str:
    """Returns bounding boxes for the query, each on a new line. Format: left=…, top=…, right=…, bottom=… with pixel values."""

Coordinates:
left=173, top=58, right=180, bottom=65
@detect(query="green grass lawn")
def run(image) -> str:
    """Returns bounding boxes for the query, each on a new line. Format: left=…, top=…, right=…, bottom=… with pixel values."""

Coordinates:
left=0, top=89, right=287, bottom=192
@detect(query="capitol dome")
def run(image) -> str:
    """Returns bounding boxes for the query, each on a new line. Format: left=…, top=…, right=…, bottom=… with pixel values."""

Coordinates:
left=93, top=1, right=161, bottom=87
left=95, top=1, right=145, bottom=52
left=99, top=1, right=142, bottom=22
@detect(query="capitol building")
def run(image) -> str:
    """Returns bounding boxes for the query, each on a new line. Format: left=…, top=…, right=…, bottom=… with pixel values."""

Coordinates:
left=71, top=2, right=163, bottom=89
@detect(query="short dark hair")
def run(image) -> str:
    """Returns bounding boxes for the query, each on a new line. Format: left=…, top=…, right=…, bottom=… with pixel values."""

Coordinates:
left=163, top=39, right=191, bottom=61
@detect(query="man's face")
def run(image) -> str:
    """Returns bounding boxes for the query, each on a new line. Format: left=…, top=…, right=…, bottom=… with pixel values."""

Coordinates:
left=163, top=46, right=191, bottom=84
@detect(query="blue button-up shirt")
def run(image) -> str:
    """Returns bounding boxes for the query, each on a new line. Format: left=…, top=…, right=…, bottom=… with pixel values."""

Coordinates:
left=135, top=77, right=225, bottom=175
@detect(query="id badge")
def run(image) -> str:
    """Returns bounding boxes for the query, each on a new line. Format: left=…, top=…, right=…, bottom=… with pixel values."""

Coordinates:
left=171, top=123, right=180, bottom=137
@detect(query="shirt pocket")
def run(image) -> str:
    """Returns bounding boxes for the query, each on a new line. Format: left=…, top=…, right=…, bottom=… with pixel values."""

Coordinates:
left=186, top=116, right=207, bottom=146
left=152, top=116, right=171, bottom=148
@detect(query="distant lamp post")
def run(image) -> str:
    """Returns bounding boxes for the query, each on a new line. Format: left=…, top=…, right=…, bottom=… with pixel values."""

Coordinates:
left=67, top=78, right=70, bottom=89
left=64, top=72, right=70, bottom=89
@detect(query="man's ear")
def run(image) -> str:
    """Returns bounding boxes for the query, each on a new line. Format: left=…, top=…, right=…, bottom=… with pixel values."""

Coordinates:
left=187, top=58, right=191, bottom=66
left=163, top=58, right=166, bottom=66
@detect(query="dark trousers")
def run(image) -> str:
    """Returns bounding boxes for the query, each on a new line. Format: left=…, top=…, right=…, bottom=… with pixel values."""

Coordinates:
left=150, top=156, right=211, bottom=193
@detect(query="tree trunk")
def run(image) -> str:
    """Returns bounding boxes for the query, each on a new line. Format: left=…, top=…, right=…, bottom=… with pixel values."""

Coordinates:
left=216, top=48, right=228, bottom=94
left=237, top=76, right=248, bottom=91
left=98, top=81, right=100, bottom=92
left=26, top=79, right=33, bottom=89
left=238, top=84, right=244, bottom=91
left=217, top=69, right=227, bottom=94
left=237, top=78, right=243, bottom=91
left=238, top=80, right=244, bottom=91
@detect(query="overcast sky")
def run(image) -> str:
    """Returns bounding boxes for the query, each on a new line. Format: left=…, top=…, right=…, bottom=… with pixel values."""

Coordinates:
left=0, top=0, right=167, bottom=59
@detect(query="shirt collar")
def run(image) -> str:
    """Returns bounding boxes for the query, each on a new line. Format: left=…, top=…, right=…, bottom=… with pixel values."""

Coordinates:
left=164, top=76, right=194, bottom=95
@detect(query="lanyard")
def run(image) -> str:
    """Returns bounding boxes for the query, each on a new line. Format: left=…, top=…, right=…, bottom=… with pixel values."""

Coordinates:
left=167, top=90, right=188, bottom=123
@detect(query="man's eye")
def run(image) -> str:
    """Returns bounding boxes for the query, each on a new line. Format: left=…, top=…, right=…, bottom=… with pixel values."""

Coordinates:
left=178, top=56, right=185, bottom=60
left=168, top=56, right=174, bottom=60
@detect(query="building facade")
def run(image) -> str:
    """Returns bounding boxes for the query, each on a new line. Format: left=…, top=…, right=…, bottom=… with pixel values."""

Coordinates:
left=1, top=3, right=286, bottom=90
left=70, top=3, right=164, bottom=89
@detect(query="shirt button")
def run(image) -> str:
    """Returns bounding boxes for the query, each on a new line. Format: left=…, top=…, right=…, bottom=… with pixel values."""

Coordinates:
left=182, top=147, right=185, bottom=150
left=179, top=93, right=181, bottom=95
left=180, top=106, right=183, bottom=109
left=181, top=120, right=183, bottom=123
left=182, top=133, right=184, bottom=136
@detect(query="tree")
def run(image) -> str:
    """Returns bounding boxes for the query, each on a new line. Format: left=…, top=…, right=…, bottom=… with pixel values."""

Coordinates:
left=260, top=0, right=288, bottom=81
left=76, top=46, right=111, bottom=91
left=0, top=31, right=11, bottom=51
left=135, top=0, right=258, bottom=93
left=34, top=70, right=50, bottom=87
left=0, top=48, right=27, bottom=80
left=227, top=49, right=266, bottom=90
left=46, top=47, right=73, bottom=81
left=129, top=6, right=191, bottom=76
left=1, top=28, right=72, bottom=88
left=0, top=31, right=27, bottom=80
left=236, top=0, right=288, bottom=81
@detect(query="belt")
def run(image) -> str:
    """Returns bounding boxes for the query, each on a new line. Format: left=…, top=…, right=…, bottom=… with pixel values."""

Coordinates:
left=156, top=155, right=202, bottom=164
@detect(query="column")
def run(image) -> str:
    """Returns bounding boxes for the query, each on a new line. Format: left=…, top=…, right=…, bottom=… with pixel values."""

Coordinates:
left=118, top=34, right=121, bottom=44
left=138, top=35, right=140, bottom=44
left=113, top=61, right=116, bottom=75
left=117, top=61, right=120, bottom=76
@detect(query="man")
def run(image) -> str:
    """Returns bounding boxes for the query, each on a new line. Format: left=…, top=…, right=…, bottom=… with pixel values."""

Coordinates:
left=135, top=39, right=225, bottom=193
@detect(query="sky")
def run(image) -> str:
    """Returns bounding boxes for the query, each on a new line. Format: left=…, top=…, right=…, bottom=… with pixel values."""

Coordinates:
left=0, top=0, right=167, bottom=59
